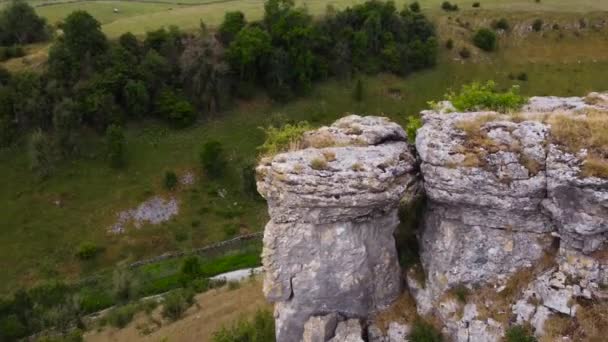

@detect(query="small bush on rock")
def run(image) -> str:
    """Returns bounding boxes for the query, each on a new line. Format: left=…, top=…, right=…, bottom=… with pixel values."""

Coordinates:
left=406, top=116, right=422, bottom=143
left=505, top=325, right=537, bottom=342
left=409, top=319, right=443, bottom=342
left=446, top=81, right=526, bottom=112
left=258, top=121, right=312, bottom=156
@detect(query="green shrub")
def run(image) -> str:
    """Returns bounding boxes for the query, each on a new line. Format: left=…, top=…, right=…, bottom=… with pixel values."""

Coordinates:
left=212, top=310, right=275, bottom=342
left=441, top=1, right=458, bottom=11
left=105, top=124, right=126, bottom=169
left=452, top=284, right=470, bottom=303
left=532, top=19, right=543, bottom=32
left=258, top=121, right=312, bottom=156
left=473, top=28, right=497, bottom=52
left=445, top=39, right=453, bottom=50
left=179, top=256, right=202, bottom=284
left=77, top=288, right=114, bottom=314
left=459, top=47, right=471, bottom=59
left=409, top=1, right=421, bottom=12
left=472, top=2, right=480, bottom=7
left=446, top=81, right=527, bottom=112
left=105, top=304, right=138, bottom=328
left=406, top=116, right=422, bottom=143
left=161, top=289, right=195, bottom=321
left=200, top=140, right=227, bottom=178
left=505, top=325, right=537, bottom=342
left=409, top=319, right=443, bottom=342
left=75, top=241, right=100, bottom=260
left=164, top=171, right=178, bottom=190
left=492, top=18, right=510, bottom=31
left=517, top=72, right=528, bottom=81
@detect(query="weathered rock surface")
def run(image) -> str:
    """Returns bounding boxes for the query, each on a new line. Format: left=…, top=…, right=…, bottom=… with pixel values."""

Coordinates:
left=411, top=93, right=608, bottom=339
left=257, top=115, right=417, bottom=341
left=303, top=313, right=339, bottom=342
left=415, top=109, right=554, bottom=302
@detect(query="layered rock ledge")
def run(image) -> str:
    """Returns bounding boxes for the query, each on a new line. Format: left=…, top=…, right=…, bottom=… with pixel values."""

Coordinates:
left=256, top=116, right=418, bottom=341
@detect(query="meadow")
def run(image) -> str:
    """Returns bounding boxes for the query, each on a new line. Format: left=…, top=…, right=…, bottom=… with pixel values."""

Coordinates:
left=1, top=0, right=608, bottom=296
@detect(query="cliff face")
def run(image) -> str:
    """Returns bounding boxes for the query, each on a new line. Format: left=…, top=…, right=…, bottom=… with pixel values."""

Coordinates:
left=256, top=93, right=608, bottom=342
left=256, top=116, right=418, bottom=341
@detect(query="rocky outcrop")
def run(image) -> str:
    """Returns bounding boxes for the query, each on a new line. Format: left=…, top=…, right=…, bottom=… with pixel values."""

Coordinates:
left=257, top=93, right=608, bottom=342
left=257, top=116, right=418, bottom=341
left=411, top=94, right=608, bottom=339
left=414, top=109, right=555, bottom=305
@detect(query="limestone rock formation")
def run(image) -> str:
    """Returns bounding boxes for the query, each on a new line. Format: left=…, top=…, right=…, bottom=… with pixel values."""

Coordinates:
left=414, top=109, right=555, bottom=304
left=257, top=115, right=418, bottom=341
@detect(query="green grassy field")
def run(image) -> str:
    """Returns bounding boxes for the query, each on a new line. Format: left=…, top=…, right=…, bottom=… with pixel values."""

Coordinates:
left=17, top=0, right=608, bottom=37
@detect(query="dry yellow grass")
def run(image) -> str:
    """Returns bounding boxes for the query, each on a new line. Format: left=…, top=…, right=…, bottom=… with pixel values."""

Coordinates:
left=549, top=110, right=608, bottom=178
left=372, top=291, right=419, bottom=332
left=322, top=150, right=337, bottom=162
left=310, top=157, right=328, bottom=170
left=84, top=277, right=269, bottom=342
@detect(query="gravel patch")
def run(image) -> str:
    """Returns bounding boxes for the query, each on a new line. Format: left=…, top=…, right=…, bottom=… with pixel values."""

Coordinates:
left=109, top=196, right=179, bottom=234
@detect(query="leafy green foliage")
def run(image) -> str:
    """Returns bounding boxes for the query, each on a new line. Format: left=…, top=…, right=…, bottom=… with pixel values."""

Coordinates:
left=75, top=241, right=100, bottom=260
left=123, top=80, right=149, bottom=118
left=406, top=116, right=422, bottom=143
left=0, top=0, right=49, bottom=45
left=212, top=310, right=275, bottom=342
left=105, top=124, right=126, bottom=168
left=447, top=81, right=527, bottom=112
left=409, top=319, right=443, bottom=342
left=29, top=129, right=53, bottom=179
left=219, top=11, right=246, bottom=45
left=53, top=98, right=81, bottom=157
left=156, top=89, right=197, bottom=128
left=164, top=171, right=178, bottom=190
left=258, top=121, right=312, bottom=156
left=179, top=256, right=201, bottom=284
left=227, top=26, right=272, bottom=81
left=492, top=18, right=510, bottom=31
left=473, top=28, right=498, bottom=52
left=505, top=325, right=537, bottom=342
left=441, top=1, right=459, bottom=11
left=161, top=288, right=195, bottom=321
left=532, top=19, right=543, bottom=32
left=200, top=141, right=227, bottom=178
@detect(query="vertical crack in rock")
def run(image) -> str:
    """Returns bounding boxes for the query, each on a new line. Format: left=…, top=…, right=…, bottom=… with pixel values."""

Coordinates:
left=256, top=115, right=418, bottom=341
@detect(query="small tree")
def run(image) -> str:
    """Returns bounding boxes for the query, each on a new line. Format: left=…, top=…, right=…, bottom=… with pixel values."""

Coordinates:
left=52, top=98, right=80, bottom=157
left=353, top=78, right=364, bottom=102
left=123, top=80, right=149, bottom=118
left=105, top=124, right=125, bottom=169
left=409, top=1, right=421, bottom=12
left=164, top=171, right=178, bottom=190
left=200, top=140, right=227, bottom=178
left=532, top=19, right=543, bottom=32
left=473, top=28, right=497, bottom=52
left=218, top=11, right=246, bottom=45
left=29, top=129, right=53, bottom=179
left=492, top=18, right=510, bottom=31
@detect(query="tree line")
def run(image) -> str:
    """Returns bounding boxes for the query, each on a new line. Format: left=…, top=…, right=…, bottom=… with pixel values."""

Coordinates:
left=0, top=0, right=437, bottom=174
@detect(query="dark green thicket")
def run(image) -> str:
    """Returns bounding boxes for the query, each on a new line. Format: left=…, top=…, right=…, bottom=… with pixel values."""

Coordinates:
left=473, top=28, right=497, bottom=51
left=0, top=0, right=50, bottom=46
left=409, top=319, right=443, bottom=342
left=505, top=325, right=537, bottom=342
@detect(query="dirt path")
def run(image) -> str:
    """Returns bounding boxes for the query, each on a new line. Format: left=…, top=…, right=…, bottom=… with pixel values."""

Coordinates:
left=84, top=277, right=270, bottom=342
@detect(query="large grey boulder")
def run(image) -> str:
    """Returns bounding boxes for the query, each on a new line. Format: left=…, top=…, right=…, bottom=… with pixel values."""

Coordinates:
left=257, top=115, right=418, bottom=342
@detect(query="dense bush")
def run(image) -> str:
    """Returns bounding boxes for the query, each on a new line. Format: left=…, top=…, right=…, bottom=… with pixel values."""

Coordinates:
left=200, top=140, right=227, bottom=178
left=409, top=319, right=443, bottom=342
left=164, top=171, right=178, bottom=190
left=212, top=310, right=275, bottom=342
left=532, top=19, right=543, bottom=32
left=446, top=81, right=527, bottom=112
left=0, top=45, right=25, bottom=61
left=161, top=289, right=195, bottom=321
left=505, top=325, right=537, bottom=342
left=492, top=18, right=510, bottom=31
left=472, top=2, right=480, bottom=7
left=0, top=0, right=50, bottom=45
left=441, top=1, right=459, bottom=11
left=75, top=241, right=100, bottom=260
left=473, top=28, right=497, bottom=51
left=219, top=11, right=246, bottom=45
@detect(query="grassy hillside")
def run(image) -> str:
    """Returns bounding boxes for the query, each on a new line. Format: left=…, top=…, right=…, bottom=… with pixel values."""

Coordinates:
left=1, top=0, right=608, bottom=292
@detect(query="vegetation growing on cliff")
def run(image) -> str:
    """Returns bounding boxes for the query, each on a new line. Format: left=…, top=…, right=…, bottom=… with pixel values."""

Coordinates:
left=447, top=81, right=527, bottom=112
